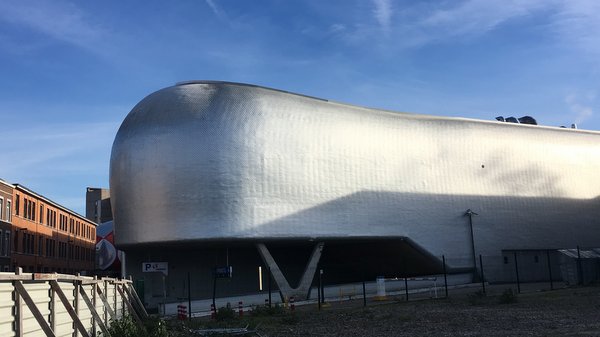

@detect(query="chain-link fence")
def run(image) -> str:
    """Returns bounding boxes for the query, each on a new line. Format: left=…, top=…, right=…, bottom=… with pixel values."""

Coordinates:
left=303, top=246, right=600, bottom=311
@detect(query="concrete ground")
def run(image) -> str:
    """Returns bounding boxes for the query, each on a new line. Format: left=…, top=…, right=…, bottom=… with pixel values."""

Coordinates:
left=163, top=273, right=474, bottom=316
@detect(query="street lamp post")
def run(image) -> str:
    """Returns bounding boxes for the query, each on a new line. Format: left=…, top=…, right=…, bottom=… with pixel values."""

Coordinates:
left=464, top=209, right=478, bottom=282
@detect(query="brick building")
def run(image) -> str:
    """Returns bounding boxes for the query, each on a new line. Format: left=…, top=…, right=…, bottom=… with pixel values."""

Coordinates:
left=11, top=184, right=97, bottom=274
left=0, top=180, right=13, bottom=270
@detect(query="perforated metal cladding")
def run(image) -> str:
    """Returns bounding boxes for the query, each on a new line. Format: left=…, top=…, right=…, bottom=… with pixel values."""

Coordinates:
left=111, top=81, right=600, bottom=258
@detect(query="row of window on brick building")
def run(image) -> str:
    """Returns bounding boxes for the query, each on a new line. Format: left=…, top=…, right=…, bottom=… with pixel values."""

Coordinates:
left=0, top=197, right=12, bottom=223
left=15, top=194, right=95, bottom=240
left=17, top=231, right=94, bottom=261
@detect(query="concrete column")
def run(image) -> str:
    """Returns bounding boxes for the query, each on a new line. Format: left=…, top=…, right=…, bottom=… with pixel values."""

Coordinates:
left=256, top=242, right=324, bottom=301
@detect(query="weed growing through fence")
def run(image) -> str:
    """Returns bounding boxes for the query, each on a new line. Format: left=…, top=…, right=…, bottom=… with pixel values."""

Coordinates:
left=102, top=315, right=169, bottom=337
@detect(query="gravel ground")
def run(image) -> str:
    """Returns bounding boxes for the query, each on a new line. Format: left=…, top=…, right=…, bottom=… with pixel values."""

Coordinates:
left=200, top=286, right=600, bottom=337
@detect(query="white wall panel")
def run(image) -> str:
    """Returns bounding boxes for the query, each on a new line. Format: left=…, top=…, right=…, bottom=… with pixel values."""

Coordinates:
left=0, top=279, right=15, bottom=337
left=0, top=275, right=137, bottom=337
left=21, top=282, right=49, bottom=337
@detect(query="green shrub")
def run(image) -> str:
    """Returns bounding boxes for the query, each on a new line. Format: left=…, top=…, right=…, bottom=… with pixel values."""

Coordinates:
left=498, top=288, right=518, bottom=304
left=102, top=315, right=169, bottom=337
left=250, top=303, right=287, bottom=317
left=144, top=316, right=169, bottom=337
left=215, top=305, right=236, bottom=321
left=103, top=315, right=140, bottom=337
left=467, top=290, right=486, bottom=305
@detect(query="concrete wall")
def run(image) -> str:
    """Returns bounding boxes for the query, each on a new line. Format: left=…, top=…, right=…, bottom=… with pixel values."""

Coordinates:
left=125, top=245, right=264, bottom=309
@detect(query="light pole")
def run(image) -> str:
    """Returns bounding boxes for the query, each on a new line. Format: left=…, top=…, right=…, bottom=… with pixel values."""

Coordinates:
left=464, top=209, right=478, bottom=282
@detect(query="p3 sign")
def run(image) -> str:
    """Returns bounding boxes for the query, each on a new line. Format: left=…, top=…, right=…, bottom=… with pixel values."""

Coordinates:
left=142, top=262, right=168, bottom=275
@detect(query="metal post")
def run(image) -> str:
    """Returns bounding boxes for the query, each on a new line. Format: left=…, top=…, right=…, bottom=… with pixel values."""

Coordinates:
left=404, top=277, right=409, bottom=301
left=267, top=267, right=272, bottom=308
left=319, top=269, right=324, bottom=304
left=317, top=268, right=321, bottom=310
left=546, top=250, right=553, bottom=290
left=187, top=272, right=192, bottom=320
left=317, top=283, right=321, bottom=310
left=577, top=245, right=583, bottom=285
left=362, top=280, right=366, bottom=307
left=442, top=255, right=448, bottom=298
left=465, top=209, right=478, bottom=282
left=212, top=272, right=217, bottom=312
left=479, top=255, right=485, bottom=294
left=514, top=252, right=521, bottom=294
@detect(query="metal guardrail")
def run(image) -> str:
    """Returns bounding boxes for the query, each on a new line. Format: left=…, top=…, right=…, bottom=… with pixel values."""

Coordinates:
left=0, top=268, right=147, bottom=337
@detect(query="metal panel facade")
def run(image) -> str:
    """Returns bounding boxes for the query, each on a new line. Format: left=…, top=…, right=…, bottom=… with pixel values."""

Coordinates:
left=110, top=81, right=600, bottom=268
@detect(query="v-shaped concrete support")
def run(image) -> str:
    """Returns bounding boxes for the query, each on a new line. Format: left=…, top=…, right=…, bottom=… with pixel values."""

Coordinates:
left=256, top=242, right=324, bottom=301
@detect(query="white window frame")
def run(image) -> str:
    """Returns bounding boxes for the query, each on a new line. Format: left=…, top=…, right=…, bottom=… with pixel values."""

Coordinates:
left=6, top=200, right=11, bottom=222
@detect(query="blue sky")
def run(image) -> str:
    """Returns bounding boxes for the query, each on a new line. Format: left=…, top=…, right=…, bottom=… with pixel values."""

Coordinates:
left=0, top=0, right=599, bottom=214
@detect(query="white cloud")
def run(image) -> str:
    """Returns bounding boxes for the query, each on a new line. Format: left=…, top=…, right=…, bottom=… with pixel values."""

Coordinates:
left=332, top=0, right=600, bottom=57
left=372, top=0, right=392, bottom=33
left=421, top=0, right=547, bottom=38
left=551, top=1, right=600, bottom=55
left=565, top=92, right=596, bottom=125
left=205, top=0, right=229, bottom=22
left=0, top=119, right=121, bottom=214
left=329, top=23, right=346, bottom=34
left=330, top=0, right=551, bottom=49
left=0, top=0, right=106, bottom=53
left=0, top=121, right=120, bottom=179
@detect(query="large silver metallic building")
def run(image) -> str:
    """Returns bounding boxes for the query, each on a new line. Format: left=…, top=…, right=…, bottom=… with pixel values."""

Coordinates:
left=110, top=81, right=600, bottom=306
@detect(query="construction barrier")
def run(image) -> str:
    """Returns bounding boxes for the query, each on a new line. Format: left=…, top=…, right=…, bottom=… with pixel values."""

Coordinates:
left=0, top=268, right=147, bottom=337
left=210, top=303, right=216, bottom=319
left=177, top=305, right=187, bottom=320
